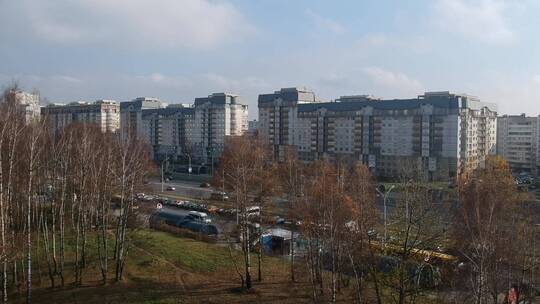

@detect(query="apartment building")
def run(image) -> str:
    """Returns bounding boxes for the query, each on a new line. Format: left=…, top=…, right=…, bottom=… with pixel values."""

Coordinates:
left=140, top=106, right=195, bottom=161
left=120, top=97, right=164, bottom=140
left=131, top=93, right=248, bottom=163
left=3, top=90, right=41, bottom=123
left=497, top=114, right=538, bottom=175
left=247, top=120, right=258, bottom=136
left=258, top=88, right=497, bottom=181
left=41, top=100, right=120, bottom=134
left=192, top=93, right=248, bottom=163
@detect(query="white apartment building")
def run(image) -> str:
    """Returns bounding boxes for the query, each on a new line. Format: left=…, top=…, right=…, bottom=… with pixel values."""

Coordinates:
left=192, top=93, right=248, bottom=163
left=259, top=88, right=497, bottom=181
left=132, top=93, right=248, bottom=163
left=497, top=114, right=538, bottom=175
left=3, top=90, right=41, bottom=124
left=41, top=100, right=120, bottom=134
left=16, top=90, right=41, bottom=123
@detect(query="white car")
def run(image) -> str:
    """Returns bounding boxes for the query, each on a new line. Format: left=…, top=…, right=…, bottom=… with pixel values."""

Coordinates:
left=187, top=211, right=211, bottom=223
left=246, top=206, right=261, bottom=217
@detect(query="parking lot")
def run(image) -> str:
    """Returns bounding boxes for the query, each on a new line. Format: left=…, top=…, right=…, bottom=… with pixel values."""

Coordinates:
left=135, top=192, right=259, bottom=236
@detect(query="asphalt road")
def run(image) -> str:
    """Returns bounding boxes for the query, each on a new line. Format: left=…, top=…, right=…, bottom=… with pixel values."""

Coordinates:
left=148, top=179, right=214, bottom=199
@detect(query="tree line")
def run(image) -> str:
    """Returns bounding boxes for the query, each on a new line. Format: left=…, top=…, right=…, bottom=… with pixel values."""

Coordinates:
left=0, top=86, right=152, bottom=303
left=217, top=135, right=540, bottom=303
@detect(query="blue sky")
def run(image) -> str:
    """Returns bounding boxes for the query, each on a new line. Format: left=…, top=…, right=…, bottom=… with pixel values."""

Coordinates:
left=1, top=0, right=540, bottom=119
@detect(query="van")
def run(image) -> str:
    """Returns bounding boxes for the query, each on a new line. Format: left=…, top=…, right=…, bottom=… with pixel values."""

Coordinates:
left=210, top=191, right=229, bottom=201
left=187, top=211, right=211, bottom=223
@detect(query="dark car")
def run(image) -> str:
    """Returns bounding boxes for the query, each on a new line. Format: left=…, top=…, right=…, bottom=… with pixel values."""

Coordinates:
left=149, top=210, right=219, bottom=235
left=200, top=182, right=211, bottom=188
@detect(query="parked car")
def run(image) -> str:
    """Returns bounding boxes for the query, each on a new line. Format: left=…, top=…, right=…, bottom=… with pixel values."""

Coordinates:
left=207, top=205, right=219, bottom=213
left=187, top=211, right=211, bottom=223
left=246, top=206, right=260, bottom=217
left=275, top=216, right=285, bottom=225
left=210, top=191, right=229, bottom=201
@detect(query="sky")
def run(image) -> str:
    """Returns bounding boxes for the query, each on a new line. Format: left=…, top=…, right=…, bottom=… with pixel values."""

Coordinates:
left=2, top=0, right=540, bottom=119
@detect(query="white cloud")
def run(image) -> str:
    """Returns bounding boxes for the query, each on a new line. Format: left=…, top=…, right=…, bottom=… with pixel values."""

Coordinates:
left=0, top=74, right=83, bottom=87
left=433, top=0, right=514, bottom=44
left=1, top=72, right=270, bottom=117
left=51, top=75, right=83, bottom=84
left=353, top=33, right=431, bottom=54
left=0, top=0, right=254, bottom=50
left=305, top=9, right=345, bottom=35
left=362, top=67, right=424, bottom=97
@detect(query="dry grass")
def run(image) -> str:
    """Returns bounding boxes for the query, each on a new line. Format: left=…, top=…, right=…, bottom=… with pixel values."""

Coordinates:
left=9, top=229, right=333, bottom=303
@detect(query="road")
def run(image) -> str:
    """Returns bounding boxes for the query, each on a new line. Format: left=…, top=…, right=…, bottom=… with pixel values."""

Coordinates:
left=148, top=179, right=214, bottom=199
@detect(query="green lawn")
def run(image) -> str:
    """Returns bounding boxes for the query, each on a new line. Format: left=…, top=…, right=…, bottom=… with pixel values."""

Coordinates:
left=130, top=229, right=236, bottom=273
left=14, top=228, right=308, bottom=304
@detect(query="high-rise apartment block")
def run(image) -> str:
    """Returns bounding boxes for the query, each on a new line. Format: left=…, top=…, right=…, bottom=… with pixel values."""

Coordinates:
left=497, top=114, right=539, bottom=175
left=16, top=91, right=41, bottom=123
left=140, top=106, right=195, bottom=161
left=41, top=100, right=120, bottom=134
left=120, top=97, right=164, bottom=139
left=192, top=93, right=248, bottom=163
left=4, top=90, right=41, bottom=124
left=123, top=93, right=248, bottom=163
left=258, top=88, right=497, bottom=180
left=247, top=120, right=258, bottom=136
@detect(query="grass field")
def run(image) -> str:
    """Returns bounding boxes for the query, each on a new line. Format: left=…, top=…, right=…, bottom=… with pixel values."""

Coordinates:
left=11, top=228, right=320, bottom=304
left=6, top=226, right=463, bottom=303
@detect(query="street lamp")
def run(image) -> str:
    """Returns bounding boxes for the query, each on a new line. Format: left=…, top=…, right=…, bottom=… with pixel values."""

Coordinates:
left=375, top=184, right=395, bottom=249
left=161, top=156, right=168, bottom=192
left=186, top=153, right=192, bottom=175
left=207, top=146, right=215, bottom=176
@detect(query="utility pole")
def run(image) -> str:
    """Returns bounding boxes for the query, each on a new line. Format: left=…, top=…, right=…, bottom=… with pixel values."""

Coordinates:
left=161, top=156, right=167, bottom=192
left=161, top=159, right=164, bottom=192
left=210, top=148, right=214, bottom=176
left=375, top=184, right=395, bottom=249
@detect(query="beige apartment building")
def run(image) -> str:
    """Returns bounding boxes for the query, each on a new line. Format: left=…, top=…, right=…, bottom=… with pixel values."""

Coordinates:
left=129, top=93, right=248, bottom=163
left=497, top=114, right=539, bottom=175
left=258, top=88, right=497, bottom=181
left=41, top=100, right=120, bottom=134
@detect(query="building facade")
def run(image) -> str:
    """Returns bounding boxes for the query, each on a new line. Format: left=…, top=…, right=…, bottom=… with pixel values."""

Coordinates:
left=15, top=91, right=41, bottom=123
left=120, top=97, right=164, bottom=140
left=4, top=90, right=41, bottom=124
left=132, top=93, right=248, bottom=164
left=41, top=100, right=120, bottom=134
left=259, top=88, right=497, bottom=181
left=247, top=120, right=258, bottom=136
left=192, top=93, right=248, bottom=163
left=140, top=106, right=195, bottom=161
left=497, top=114, right=539, bottom=175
